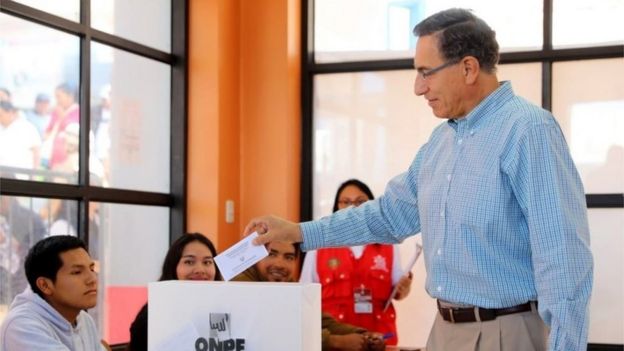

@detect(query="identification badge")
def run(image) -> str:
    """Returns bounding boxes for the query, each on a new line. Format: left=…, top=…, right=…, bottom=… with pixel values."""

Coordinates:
left=354, top=286, right=373, bottom=314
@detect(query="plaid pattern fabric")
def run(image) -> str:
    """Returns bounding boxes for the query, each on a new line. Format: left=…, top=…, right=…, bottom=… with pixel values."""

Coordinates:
left=302, top=82, right=593, bottom=350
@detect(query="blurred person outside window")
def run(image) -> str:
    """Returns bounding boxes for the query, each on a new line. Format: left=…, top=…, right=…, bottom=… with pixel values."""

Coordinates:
left=0, top=193, right=47, bottom=308
left=91, top=84, right=111, bottom=162
left=91, top=84, right=112, bottom=184
left=0, top=101, right=41, bottom=179
left=51, top=122, right=105, bottom=183
left=25, top=93, right=52, bottom=138
left=0, top=88, right=11, bottom=102
left=41, top=199, right=77, bottom=237
left=41, top=83, right=79, bottom=170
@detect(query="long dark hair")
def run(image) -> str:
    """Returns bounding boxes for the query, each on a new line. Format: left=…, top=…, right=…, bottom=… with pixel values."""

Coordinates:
left=332, top=179, right=375, bottom=213
left=158, top=232, right=222, bottom=281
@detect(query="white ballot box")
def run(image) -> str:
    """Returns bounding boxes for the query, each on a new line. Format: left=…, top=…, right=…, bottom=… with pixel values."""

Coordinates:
left=148, top=281, right=321, bottom=351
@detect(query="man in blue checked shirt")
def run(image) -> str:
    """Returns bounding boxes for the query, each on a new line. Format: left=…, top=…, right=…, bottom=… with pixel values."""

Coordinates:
left=245, top=8, right=593, bottom=351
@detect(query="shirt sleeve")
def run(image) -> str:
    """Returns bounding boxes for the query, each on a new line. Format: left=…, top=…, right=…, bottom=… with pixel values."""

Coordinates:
left=299, top=250, right=319, bottom=283
left=503, top=119, right=593, bottom=351
left=301, top=149, right=425, bottom=251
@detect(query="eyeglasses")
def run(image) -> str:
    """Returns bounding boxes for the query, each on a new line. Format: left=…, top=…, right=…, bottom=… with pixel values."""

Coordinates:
left=338, top=198, right=369, bottom=207
left=417, top=60, right=459, bottom=80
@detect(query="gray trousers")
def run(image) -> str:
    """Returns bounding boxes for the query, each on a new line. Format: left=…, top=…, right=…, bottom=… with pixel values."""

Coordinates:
left=426, top=306, right=548, bottom=351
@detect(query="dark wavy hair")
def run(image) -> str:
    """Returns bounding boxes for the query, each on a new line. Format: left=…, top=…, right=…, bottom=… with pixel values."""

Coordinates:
left=0, top=87, right=11, bottom=101
left=332, top=179, right=375, bottom=213
left=0, top=100, right=15, bottom=112
left=159, top=232, right=222, bottom=281
left=25, top=235, right=87, bottom=298
left=55, top=82, right=78, bottom=101
left=413, top=8, right=499, bottom=73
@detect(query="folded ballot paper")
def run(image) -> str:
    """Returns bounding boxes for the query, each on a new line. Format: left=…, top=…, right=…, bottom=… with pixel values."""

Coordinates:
left=214, top=231, right=268, bottom=281
left=383, top=243, right=423, bottom=312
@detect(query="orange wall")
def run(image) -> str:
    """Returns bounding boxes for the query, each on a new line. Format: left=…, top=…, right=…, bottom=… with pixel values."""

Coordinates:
left=188, top=0, right=300, bottom=251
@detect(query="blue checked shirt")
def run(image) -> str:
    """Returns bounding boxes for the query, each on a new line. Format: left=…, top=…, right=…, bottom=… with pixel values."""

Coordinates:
left=301, top=82, right=593, bottom=350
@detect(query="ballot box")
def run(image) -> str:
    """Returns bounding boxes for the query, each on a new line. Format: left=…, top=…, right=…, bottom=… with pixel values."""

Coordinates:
left=148, top=281, right=321, bottom=351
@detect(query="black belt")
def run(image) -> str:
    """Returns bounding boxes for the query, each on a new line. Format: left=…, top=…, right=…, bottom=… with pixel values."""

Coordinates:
left=437, top=300, right=536, bottom=323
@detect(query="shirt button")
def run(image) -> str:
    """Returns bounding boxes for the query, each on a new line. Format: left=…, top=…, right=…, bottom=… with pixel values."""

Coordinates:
left=457, top=139, right=463, bottom=145
left=437, top=286, right=442, bottom=292
left=339, top=274, right=345, bottom=279
left=440, top=210, right=445, bottom=217
left=437, top=249, right=442, bottom=256
left=470, top=130, right=475, bottom=135
left=447, top=174, right=451, bottom=181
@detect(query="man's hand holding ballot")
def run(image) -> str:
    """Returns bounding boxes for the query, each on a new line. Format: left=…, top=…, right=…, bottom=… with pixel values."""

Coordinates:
left=245, top=215, right=302, bottom=246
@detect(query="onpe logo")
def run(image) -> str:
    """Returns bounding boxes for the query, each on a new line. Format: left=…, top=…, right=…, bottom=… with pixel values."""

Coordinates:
left=195, top=313, right=246, bottom=351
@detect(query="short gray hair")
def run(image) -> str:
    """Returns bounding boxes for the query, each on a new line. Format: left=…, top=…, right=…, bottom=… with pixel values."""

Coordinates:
left=413, top=8, right=499, bottom=73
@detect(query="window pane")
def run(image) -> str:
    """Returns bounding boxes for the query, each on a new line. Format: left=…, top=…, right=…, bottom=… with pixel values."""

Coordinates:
left=314, top=0, right=542, bottom=63
left=497, top=63, right=542, bottom=106
left=552, top=58, right=624, bottom=194
left=587, top=208, right=624, bottom=344
left=0, top=14, right=80, bottom=184
left=313, top=70, right=428, bottom=216
left=313, top=64, right=542, bottom=217
left=0, top=195, right=78, bottom=323
left=90, top=202, right=169, bottom=345
left=12, top=0, right=80, bottom=22
left=91, top=0, right=171, bottom=53
left=553, top=0, right=624, bottom=48
left=90, top=43, right=171, bottom=192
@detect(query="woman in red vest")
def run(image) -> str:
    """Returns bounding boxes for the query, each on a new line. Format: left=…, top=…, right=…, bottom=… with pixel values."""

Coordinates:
left=300, top=179, right=413, bottom=345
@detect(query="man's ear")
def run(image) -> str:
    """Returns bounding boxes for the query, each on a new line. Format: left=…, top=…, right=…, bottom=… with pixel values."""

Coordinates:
left=462, top=56, right=480, bottom=84
left=36, top=277, right=54, bottom=296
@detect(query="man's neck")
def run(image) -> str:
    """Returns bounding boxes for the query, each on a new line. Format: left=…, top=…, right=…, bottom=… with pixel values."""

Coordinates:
left=457, top=74, right=500, bottom=119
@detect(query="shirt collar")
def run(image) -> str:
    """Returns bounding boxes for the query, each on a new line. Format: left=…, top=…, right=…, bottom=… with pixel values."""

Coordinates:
left=447, top=81, right=515, bottom=131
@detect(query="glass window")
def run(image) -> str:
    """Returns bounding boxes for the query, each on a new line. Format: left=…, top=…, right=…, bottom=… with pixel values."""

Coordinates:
left=90, top=42, right=171, bottom=192
left=497, top=63, right=542, bottom=106
left=553, top=0, right=624, bottom=49
left=0, top=195, right=78, bottom=323
left=312, top=63, right=541, bottom=217
left=90, top=202, right=169, bottom=345
left=91, top=0, right=171, bottom=53
left=552, top=58, right=624, bottom=194
left=314, top=0, right=542, bottom=63
left=313, top=69, right=429, bottom=217
left=0, top=13, right=80, bottom=184
left=12, top=0, right=80, bottom=22
left=587, top=208, right=624, bottom=344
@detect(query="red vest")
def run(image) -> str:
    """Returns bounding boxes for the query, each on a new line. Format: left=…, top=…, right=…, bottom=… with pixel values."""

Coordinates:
left=316, top=245, right=398, bottom=345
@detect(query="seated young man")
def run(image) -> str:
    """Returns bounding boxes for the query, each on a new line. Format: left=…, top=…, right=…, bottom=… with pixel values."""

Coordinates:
left=233, top=241, right=385, bottom=351
left=0, top=235, right=107, bottom=351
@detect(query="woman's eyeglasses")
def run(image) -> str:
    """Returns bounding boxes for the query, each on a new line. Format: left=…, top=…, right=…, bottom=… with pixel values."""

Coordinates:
left=338, top=198, right=368, bottom=207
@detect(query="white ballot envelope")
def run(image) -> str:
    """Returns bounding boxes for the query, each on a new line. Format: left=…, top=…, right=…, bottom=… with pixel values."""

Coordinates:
left=383, top=243, right=423, bottom=312
left=214, top=231, right=268, bottom=281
